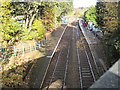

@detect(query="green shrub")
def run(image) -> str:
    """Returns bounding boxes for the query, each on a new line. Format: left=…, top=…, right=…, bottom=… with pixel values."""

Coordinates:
left=22, top=19, right=45, bottom=41
left=32, top=19, right=45, bottom=39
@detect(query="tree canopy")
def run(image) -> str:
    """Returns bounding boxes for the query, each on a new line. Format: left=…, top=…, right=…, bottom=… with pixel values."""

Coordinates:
left=95, top=1, right=120, bottom=65
left=84, top=6, right=97, bottom=25
left=83, top=2, right=120, bottom=65
left=0, top=1, right=73, bottom=45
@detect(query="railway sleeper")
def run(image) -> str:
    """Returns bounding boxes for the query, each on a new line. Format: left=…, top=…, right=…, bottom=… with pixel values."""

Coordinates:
left=82, top=83, right=94, bottom=87
left=56, top=67, right=65, bottom=70
left=81, top=70, right=91, bottom=73
left=82, top=75, right=92, bottom=78
left=80, top=60, right=89, bottom=63
left=82, top=67, right=90, bottom=69
left=52, top=76, right=64, bottom=80
left=81, top=66, right=91, bottom=68
left=82, top=85, right=92, bottom=89
left=82, top=85, right=91, bottom=88
left=82, top=78, right=94, bottom=81
left=82, top=78, right=94, bottom=82
left=54, top=69, right=65, bottom=72
left=80, top=64, right=89, bottom=66
left=82, top=72, right=91, bottom=75
left=54, top=73, right=65, bottom=76
left=81, top=67, right=90, bottom=70
left=57, top=62, right=66, bottom=65
left=84, top=81, right=94, bottom=84
left=81, top=65, right=90, bottom=67
left=81, top=61, right=90, bottom=63
left=54, top=70, right=65, bottom=73
left=83, top=82, right=94, bottom=86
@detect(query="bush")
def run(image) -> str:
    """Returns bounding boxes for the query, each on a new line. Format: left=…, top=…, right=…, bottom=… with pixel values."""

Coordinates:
left=32, top=19, right=45, bottom=39
left=22, top=19, right=45, bottom=41
left=1, top=20, right=22, bottom=45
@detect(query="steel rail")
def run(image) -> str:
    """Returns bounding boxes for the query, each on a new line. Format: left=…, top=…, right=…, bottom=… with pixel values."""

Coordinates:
left=47, top=28, right=71, bottom=89
left=83, top=45, right=96, bottom=82
left=81, top=20, right=107, bottom=75
left=62, top=44, right=70, bottom=88
left=47, top=49, right=63, bottom=89
left=77, top=47, right=83, bottom=89
left=76, top=23, right=96, bottom=89
left=78, top=20, right=101, bottom=76
left=76, top=25, right=83, bottom=89
left=47, top=27, right=71, bottom=89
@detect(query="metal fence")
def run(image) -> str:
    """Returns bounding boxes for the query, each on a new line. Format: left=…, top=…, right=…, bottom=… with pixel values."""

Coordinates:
left=0, top=40, right=46, bottom=62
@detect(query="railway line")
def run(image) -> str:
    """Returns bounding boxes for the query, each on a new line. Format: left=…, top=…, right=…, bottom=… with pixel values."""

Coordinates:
left=76, top=24, right=97, bottom=88
left=40, top=22, right=106, bottom=89
left=40, top=25, right=72, bottom=89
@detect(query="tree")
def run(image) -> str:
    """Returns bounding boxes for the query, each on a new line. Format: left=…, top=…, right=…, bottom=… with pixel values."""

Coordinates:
left=84, top=6, right=97, bottom=25
left=11, top=2, right=42, bottom=32
left=1, top=1, right=73, bottom=43
left=96, top=2, right=106, bottom=28
left=0, top=1, right=22, bottom=45
left=95, top=1, right=120, bottom=65
left=41, top=2, right=73, bottom=31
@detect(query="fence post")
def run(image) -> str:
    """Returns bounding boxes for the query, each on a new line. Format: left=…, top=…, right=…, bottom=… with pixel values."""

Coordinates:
left=13, top=46, right=17, bottom=57
left=38, top=41, right=40, bottom=49
left=22, top=44, right=25, bottom=55
left=41, top=41, right=43, bottom=46
left=34, top=42, right=36, bottom=50
left=30, top=44, right=32, bottom=52
left=43, top=40, right=45, bottom=45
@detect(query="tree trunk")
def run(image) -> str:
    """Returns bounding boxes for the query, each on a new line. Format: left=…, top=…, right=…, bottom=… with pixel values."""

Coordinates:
left=28, top=9, right=39, bottom=33
left=28, top=13, right=36, bottom=32
left=25, top=15, right=29, bottom=29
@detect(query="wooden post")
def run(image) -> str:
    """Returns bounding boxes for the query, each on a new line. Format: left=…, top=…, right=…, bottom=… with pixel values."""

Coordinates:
left=38, top=41, right=40, bottom=49
left=34, top=42, right=36, bottom=50
left=43, top=40, right=45, bottom=45
left=22, top=44, right=25, bottom=55
left=30, top=44, right=32, bottom=52
left=41, top=41, right=43, bottom=46
left=13, top=46, right=17, bottom=57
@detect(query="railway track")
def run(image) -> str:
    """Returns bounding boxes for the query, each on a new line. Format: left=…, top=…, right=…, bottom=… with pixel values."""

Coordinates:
left=76, top=22, right=107, bottom=89
left=40, top=25, right=71, bottom=89
left=40, top=22, right=106, bottom=89
left=76, top=24, right=97, bottom=89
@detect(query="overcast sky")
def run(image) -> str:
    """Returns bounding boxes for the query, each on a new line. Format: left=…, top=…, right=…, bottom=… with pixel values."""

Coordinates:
left=73, top=0, right=97, bottom=8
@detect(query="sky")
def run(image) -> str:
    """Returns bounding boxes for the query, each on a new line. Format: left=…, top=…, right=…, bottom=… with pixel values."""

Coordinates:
left=73, top=0, right=97, bottom=8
